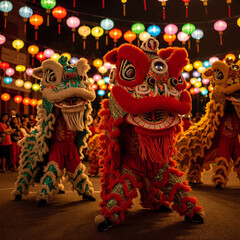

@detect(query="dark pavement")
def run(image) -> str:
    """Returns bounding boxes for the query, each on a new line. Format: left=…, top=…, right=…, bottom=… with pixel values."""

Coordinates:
left=0, top=163, right=240, bottom=240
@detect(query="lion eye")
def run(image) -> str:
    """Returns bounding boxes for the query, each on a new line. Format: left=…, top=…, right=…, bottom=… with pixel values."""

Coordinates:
left=215, top=70, right=224, bottom=80
left=151, top=59, right=168, bottom=75
left=45, top=70, right=57, bottom=83
left=119, top=60, right=136, bottom=81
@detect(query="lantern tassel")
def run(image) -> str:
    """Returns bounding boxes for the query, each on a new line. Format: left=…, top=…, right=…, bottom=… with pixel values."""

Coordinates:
left=228, top=5, right=231, bottom=17
left=35, top=30, right=38, bottom=41
left=205, top=6, right=208, bottom=14
left=197, top=43, right=199, bottom=53
left=47, top=15, right=49, bottom=27
left=83, top=40, right=86, bottom=50
left=137, top=39, right=140, bottom=47
left=72, top=32, right=75, bottom=42
left=58, top=24, right=61, bottom=34
left=102, top=0, right=105, bottom=8
left=123, top=4, right=126, bottom=16
left=73, top=0, right=76, bottom=7
left=96, top=40, right=99, bottom=50
left=106, top=35, right=108, bottom=45
left=24, top=23, right=27, bottom=33
left=4, top=17, right=7, bottom=29
left=220, top=34, right=223, bottom=46
left=186, top=7, right=188, bottom=18
left=163, top=7, right=166, bottom=20
left=188, top=38, right=191, bottom=50
left=144, top=0, right=147, bottom=11
left=32, top=58, right=34, bottom=67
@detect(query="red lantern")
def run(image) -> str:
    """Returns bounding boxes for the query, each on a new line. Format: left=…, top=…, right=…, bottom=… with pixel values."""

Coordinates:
left=30, top=98, right=38, bottom=107
left=36, top=52, right=47, bottom=62
left=23, top=98, right=31, bottom=105
left=14, top=95, right=23, bottom=104
left=182, top=0, right=190, bottom=18
left=163, top=34, right=176, bottom=46
left=123, top=30, right=136, bottom=43
left=109, top=28, right=122, bottom=48
left=1, top=93, right=10, bottom=101
left=189, top=88, right=195, bottom=95
left=52, top=6, right=67, bottom=34
left=186, top=82, right=191, bottom=89
left=92, top=84, right=98, bottom=90
left=29, top=14, right=44, bottom=41
left=0, top=62, right=10, bottom=69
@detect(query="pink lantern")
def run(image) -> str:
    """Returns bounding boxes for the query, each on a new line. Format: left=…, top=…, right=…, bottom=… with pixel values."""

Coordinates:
left=202, top=78, right=210, bottom=85
left=26, top=68, right=33, bottom=76
left=194, top=87, right=200, bottom=94
left=214, top=20, right=227, bottom=46
left=5, top=67, right=15, bottom=76
left=66, top=16, right=80, bottom=42
left=177, top=31, right=189, bottom=46
left=209, top=56, right=219, bottom=65
left=164, top=24, right=178, bottom=35
left=93, top=74, right=101, bottom=81
left=0, top=34, right=6, bottom=45
left=44, top=49, right=55, bottom=58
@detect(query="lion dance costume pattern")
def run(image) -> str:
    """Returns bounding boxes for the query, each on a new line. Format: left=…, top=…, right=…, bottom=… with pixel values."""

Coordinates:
left=176, top=58, right=240, bottom=188
left=12, top=56, right=96, bottom=204
left=95, top=38, right=204, bottom=231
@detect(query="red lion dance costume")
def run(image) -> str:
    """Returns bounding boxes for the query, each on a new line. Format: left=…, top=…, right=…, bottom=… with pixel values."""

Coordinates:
left=95, top=38, right=204, bottom=231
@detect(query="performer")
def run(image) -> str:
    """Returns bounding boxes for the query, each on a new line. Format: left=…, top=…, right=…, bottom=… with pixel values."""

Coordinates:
left=95, top=38, right=204, bottom=231
left=176, top=58, right=240, bottom=188
left=12, top=56, right=96, bottom=205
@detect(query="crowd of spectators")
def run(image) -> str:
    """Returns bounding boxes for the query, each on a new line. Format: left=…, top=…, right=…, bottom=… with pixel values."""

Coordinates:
left=0, top=109, right=36, bottom=173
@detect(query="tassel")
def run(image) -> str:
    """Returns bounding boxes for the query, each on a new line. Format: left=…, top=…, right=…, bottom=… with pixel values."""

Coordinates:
left=143, top=0, right=147, bottom=11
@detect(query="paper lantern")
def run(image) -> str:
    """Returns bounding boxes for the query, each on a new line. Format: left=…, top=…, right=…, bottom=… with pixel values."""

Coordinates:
left=61, top=53, right=71, bottom=61
left=103, top=62, right=112, bottom=70
left=193, top=61, right=202, bottom=70
left=30, top=98, right=38, bottom=107
left=177, top=32, right=189, bottom=46
left=97, top=90, right=105, bottom=96
left=44, top=49, right=54, bottom=58
left=97, top=79, right=105, bottom=86
left=69, top=57, right=78, bottom=64
left=15, top=79, right=24, bottom=87
left=225, top=53, right=235, bottom=62
left=14, top=95, right=23, bottom=104
left=139, top=31, right=151, bottom=42
left=109, top=28, right=122, bottom=47
left=184, top=63, right=193, bottom=72
left=29, top=14, right=44, bottom=40
left=4, top=76, right=12, bottom=84
left=202, top=78, right=210, bottom=85
left=164, top=24, right=178, bottom=35
left=5, top=67, right=14, bottom=76
left=182, top=23, right=195, bottom=35
left=182, top=72, right=189, bottom=79
left=1, top=93, right=10, bottom=101
left=93, top=74, right=102, bottom=81
left=194, top=81, right=202, bottom=88
left=16, top=65, right=26, bottom=72
left=104, top=76, right=109, bottom=83
left=0, top=1, right=13, bottom=28
left=38, top=99, right=43, bottom=105
left=147, top=25, right=161, bottom=37
left=208, top=85, right=214, bottom=92
left=191, top=29, right=204, bottom=52
left=23, top=98, right=31, bottom=105
left=190, top=78, right=197, bottom=85
left=131, top=23, right=145, bottom=35
left=41, top=0, right=56, bottom=26
left=209, top=57, right=219, bottom=65
left=202, top=60, right=211, bottom=68
left=158, top=0, right=168, bottom=19
left=189, top=88, right=195, bottom=95
left=0, top=62, right=10, bottom=69
left=91, top=26, right=104, bottom=49
left=92, top=84, right=98, bottom=90
left=93, top=59, right=103, bottom=68
left=28, top=45, right=39, bottom=56
left=36, top=52, right=47, bottom=61
left=123, top=30, right=136, bottom=43
left=108, top=85, right=113, bottom=91
left=214, top=20, right=227, bottom=46
left=78, top=26, right=91, bottom=49
left=201, top=0, right=208, bottom=14
left=51, top=53, right=60, bottom=61
left=100, top=84, right=108, bottom=90
left=66, top=16, right=80, bottom=42
left=100, top=18, right=114, bottom=45
left=52, top=6, right=67, bottom=34
left=32, top=83, right=40, bottom=91
left=192, top=71, right=201, bottom=78
left=88, top=78, right=94, bottom=84
left=182, top=0, right=190, bottom=18
left=24, top=81, right=32, bottom=89
left=98, top=66, right=108, bottom=74
left=194, top=87, right=200, bottom=94
left=186, top=82, right=191, bottom=89
left=163, top=34, right=176, bottom=46
left=198, top=66, right=206, bottom=73
left=0, top=34, right=6, bottom=44
left=19, top=6, right=33, bottom=33
left=12, top=39, right=24, bottom=51
left=237, top=18, right=240, bottom=27
left=201, top=89, right=208, bottom=96
left=26, top=68, right=33, bottom=76
left=121, top=0, right=127, bottom=16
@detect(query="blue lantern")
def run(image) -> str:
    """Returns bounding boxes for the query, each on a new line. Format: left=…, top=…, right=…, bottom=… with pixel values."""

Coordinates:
left=147, top=25, right=161, bottom=37
left=97, top=90, right=105, bottom=96
left=0, top=1, right=13, bottom=13
left=69, top=57, right=78, bottom=64
left=202, top=60, right=211, bottom=68
left=4, top=76, right=13, bottom=84
left=201, top=89, right=208, bottom=95
left=100, top=18, right=114, bottom=31
left=191, top=29, right=204, bottom=40
left=19, top=6, right=33, bottom=19
left=103, top=76, right=109, bottom=84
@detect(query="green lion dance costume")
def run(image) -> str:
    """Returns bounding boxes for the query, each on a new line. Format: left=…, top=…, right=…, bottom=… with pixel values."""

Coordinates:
left=95, top=38, right=204, bottom=232
left=176, top=58, right=240, bottom=188
left=12, top=56, right=96, bottom=205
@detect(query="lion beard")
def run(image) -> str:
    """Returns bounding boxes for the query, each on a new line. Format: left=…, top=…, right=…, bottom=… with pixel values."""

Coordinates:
left=62, top=110, right=85, bottom=131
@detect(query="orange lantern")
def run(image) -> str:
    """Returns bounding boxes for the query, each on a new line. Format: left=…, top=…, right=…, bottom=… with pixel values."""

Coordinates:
left=30, top=98, right=38, bottom=107
left=100, top=84, right=108, bottom=90
left=123, top=30, right=136, bottom=44
left=189, top=88, right=195, bottom=95
left=28, top=45, right=39, bottom=66
left=163, top=34, right=176, bottom=46
left=108, top=85, right=113, bottom=91
left=109, top=28, right=122, bottom=48
left=1, top=93, right=10, bottom=101
left=29, top=14, right=44, bottom=41
left=14, top=95, right=23, bottom=104
left=23, top=97, right=31, bottom=105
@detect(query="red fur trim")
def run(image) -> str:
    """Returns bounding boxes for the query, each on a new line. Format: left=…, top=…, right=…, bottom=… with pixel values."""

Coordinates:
left=158, top=48, right=176, bottom=60
left=112, top=86, right=191, bottom=115
left=135, top=125, right=176, bottom=137
left=103, top=48, right=118, bottom=64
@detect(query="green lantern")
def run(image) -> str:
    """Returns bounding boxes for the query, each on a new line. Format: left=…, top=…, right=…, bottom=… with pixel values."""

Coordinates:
left=182, top=23, right=196, bottom=35
left=131, top=23, right=145, bottom=35
left=41, top=0, right=56, bottom=26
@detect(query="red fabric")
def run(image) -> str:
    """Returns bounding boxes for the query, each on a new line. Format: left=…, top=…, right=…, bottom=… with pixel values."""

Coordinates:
left=0, top=123, right=12, bottom=145
left=182, top=118, right=192, bottom=131
left=11, top=142, right=20, bottom=166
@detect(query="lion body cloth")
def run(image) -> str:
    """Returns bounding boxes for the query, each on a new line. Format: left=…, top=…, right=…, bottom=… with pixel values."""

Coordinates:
left=176, top=58, right=240, bottom=188
left=95, top=38, right=204, bottom=231
left=12, top=56, right=96, bottom=204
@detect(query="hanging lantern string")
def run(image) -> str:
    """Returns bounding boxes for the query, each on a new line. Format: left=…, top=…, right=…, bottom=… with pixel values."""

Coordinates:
left=102, top=0, right=105, bottom=8
left=144, top=0, right=147, bottom=11
left=228, top=4, right=231, bottom=17
left=73, top=0, right=76, bottom=7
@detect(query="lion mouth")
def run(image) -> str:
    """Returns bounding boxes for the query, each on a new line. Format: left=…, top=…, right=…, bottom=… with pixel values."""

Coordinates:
left=226, top=90, right=240, bottom=103
left=55, top=97, right=87, bottom=108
